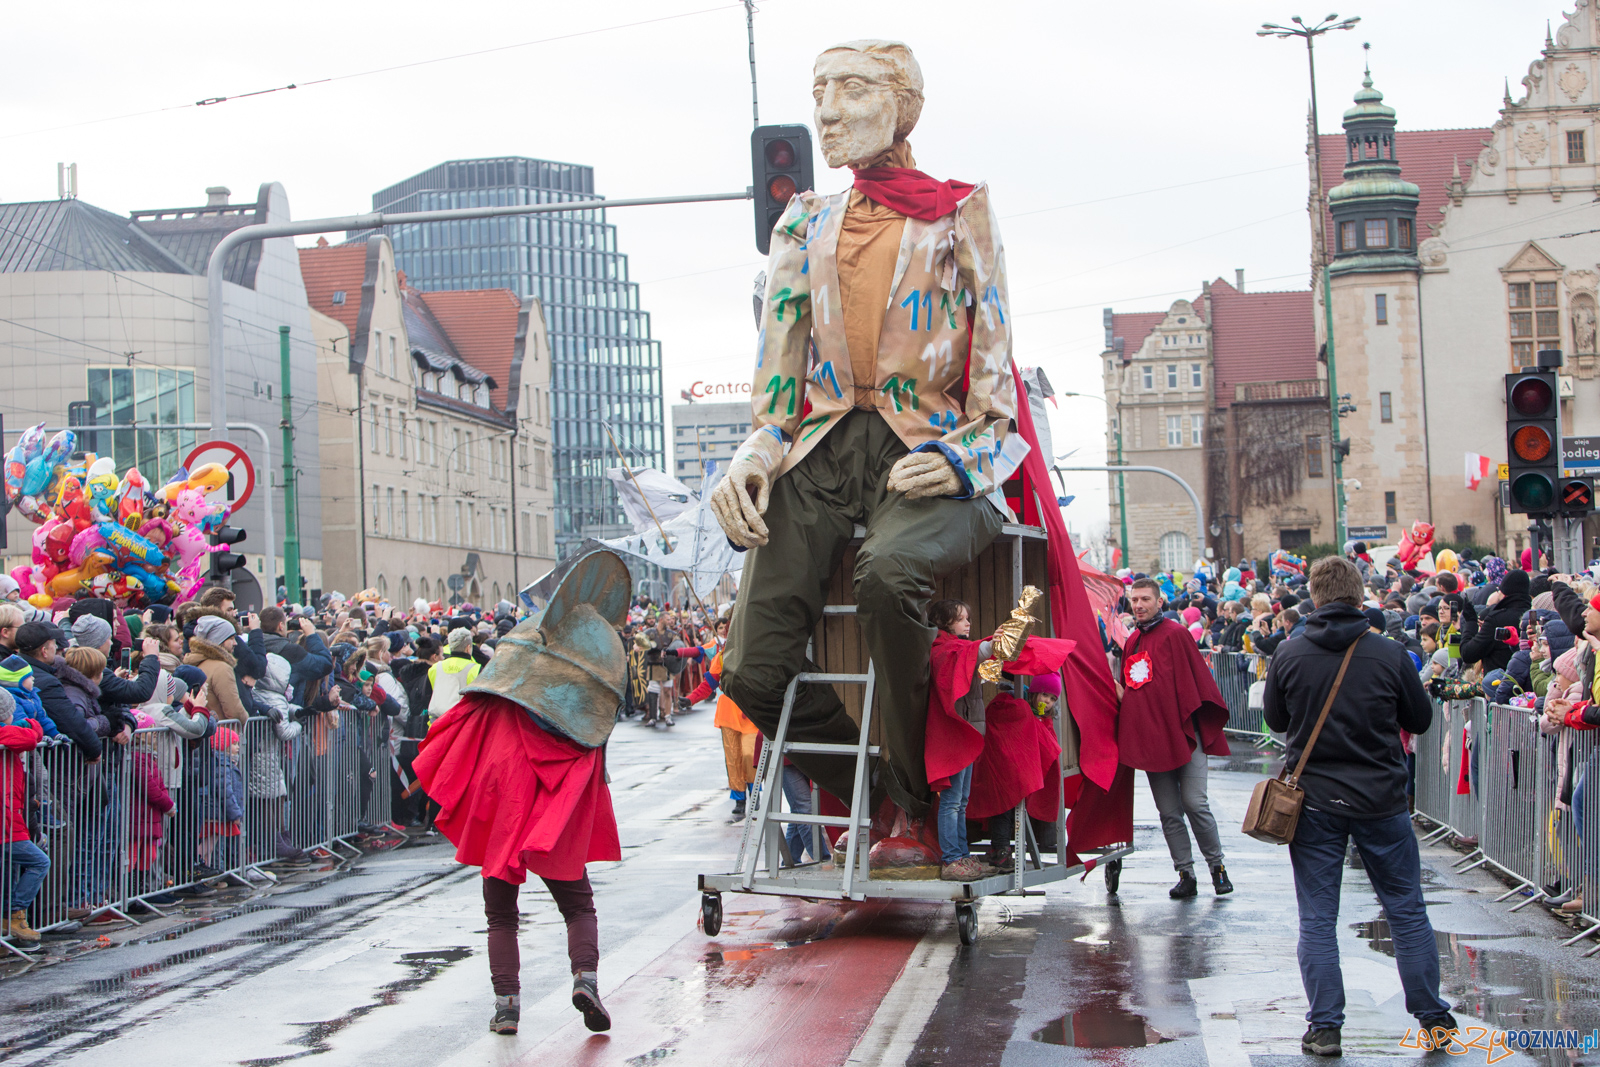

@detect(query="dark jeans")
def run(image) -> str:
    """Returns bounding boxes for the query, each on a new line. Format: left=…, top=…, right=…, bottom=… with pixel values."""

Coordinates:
left=482, top=873, right=599, bottom=996
left=8, top=840, right=50, bottom=911
left=781, top=764, right=825, bottom=863
left=1288, top=807, right=1451, bottom=1028
left=724, top=409, right=1002, bottom=816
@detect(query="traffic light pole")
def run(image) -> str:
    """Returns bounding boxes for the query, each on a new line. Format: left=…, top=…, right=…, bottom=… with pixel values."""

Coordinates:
left=279, top=326, right=301, bottom=606
left=205, top=190, right=752, bottom=443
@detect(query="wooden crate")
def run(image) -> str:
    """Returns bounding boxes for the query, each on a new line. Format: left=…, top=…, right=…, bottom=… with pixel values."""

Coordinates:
left=811, top=524, right=1052, bottom=728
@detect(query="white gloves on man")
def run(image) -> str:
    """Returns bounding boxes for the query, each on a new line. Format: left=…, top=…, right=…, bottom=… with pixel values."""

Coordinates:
left=710, top=455, right=773, bottom=548
left=711, top=444, right=962, bottom=549
left=886, top=451, right=962, bottom=499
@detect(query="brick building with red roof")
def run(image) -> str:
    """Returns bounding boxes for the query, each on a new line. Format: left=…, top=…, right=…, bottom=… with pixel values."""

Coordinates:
left=298, top=236, right=555, bottom=604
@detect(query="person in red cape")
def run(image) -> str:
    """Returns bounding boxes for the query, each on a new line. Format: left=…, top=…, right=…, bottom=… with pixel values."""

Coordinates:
left=1117, top=577, right=1233, bottom=899
left=412, top=551, right=632, bottom=1037
left=924, top=598, right=991, bottom=881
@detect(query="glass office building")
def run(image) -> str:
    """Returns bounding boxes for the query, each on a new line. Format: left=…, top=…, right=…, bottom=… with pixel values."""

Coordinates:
left=360, top=157, right=663, bottom=555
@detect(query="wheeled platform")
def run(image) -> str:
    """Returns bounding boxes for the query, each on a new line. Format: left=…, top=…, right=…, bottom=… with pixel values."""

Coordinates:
left=697, top=523, right=1133, bottom=947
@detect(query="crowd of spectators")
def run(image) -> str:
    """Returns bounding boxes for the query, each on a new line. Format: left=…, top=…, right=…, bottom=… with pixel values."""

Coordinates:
left=0, top=585, right=521, bottom=951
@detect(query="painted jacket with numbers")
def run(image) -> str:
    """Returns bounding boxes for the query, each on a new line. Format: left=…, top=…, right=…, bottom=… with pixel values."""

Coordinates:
left=734, top=182, right=1028, bottom=499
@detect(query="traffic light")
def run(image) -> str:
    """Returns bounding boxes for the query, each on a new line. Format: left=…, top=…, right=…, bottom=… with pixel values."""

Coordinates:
left=1560, top=477, right=1595, bottom=516
left=209, top=525, right=248, bottom=586
left=752, top=124, right=813, bottom=255
left=1504, top=369, right=1561, bottom=514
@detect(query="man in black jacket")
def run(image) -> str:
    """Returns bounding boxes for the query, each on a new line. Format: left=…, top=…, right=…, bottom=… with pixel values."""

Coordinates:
left=1459, top=569, right=1531, bottom=673
left=1262, top=557, right=1455, bottom=1056
left=14, top=622, right=102, bottom=761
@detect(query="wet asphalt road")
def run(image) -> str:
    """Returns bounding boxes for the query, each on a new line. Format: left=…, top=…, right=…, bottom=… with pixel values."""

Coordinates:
left=0, top=714, right=1597, bottom=1067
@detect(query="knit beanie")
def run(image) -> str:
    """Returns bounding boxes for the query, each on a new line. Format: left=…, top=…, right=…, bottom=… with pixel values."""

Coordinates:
left=1029, top=673, right=1062, bottom=696
left=1500, top=569, right=1531, bottom=597
left=124, top=613, right=143, bottom=639
left=211, top=725, right=239, bottom=751
left=194, top=615, right=237, bottom=646
left=1555, top=647, right=1581, bottom=684
left=0, top=687, right=14, bottom=725
left=0, top=656, right=32, bottom=688
left=71, top=614, right=112, bottom=650
left=447, top=627, right=472, bottom=654
left=147, top=605, right=173, bottom=624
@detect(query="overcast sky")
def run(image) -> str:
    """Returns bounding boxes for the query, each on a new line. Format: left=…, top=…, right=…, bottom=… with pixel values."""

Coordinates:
left=2, top=0, right=1561, bottom=543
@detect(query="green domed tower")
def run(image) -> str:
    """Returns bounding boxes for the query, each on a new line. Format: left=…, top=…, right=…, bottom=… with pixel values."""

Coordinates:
left=1328, top=71, right=1421, bottom=275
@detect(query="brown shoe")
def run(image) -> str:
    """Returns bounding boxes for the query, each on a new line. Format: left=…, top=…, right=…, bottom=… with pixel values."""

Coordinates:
left=940, top=856, right=984, bottom=881
left=6, top=910, right=39, bottom=944
left=1561, top=895, right=1584, bottom=913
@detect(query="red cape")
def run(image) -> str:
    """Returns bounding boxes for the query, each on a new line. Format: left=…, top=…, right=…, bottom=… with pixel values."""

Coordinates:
left=1116, top=619, right=1231, bottom=773
left=924, top=631, right=984, bottom=790
left=851, top=167, right=976, bottom=221
left=412, top=693, right=620, bottom=883
left=926, top=634, right=1077, bottom=795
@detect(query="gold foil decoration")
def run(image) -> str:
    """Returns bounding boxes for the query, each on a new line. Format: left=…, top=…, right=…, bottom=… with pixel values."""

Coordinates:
left=978, top=585, right=1043, bottom=683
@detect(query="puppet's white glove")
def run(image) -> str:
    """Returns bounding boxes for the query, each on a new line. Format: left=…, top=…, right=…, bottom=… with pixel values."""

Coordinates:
left=711, top=455, right=772, bottom=548
left=887, top=451, right=962, bottom=500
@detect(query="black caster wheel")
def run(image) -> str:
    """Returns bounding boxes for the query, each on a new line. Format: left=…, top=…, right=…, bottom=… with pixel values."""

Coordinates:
left=702, top=892, right=723, bottom=937
left=1104, top=858, right=1123, bottom=894
left=955, top=902, right=977, bottom=946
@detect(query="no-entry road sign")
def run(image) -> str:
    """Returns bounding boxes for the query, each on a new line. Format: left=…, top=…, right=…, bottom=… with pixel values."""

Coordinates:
left=183, top=440, right=256, bottom=511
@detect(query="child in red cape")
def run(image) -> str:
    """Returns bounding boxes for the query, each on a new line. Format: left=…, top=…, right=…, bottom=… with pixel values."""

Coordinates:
left=414, top=691, right=620, bottom=1035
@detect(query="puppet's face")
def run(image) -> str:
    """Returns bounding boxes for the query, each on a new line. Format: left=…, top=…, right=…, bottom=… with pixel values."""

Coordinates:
left=813, top=50, right=902, bottom=169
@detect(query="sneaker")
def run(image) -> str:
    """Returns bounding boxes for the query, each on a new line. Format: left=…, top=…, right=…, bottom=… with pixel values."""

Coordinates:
left=489, top=994, right=519, bottom=1035
left=194, top=863, right=223, bottom=879
left=1302, top=1025, right=1342, bottom=1056
left=1211, top=864, right=1234, bottom=895
left=1417, top=1012, right=1459, bottom=1038
left=572, top=972, right=611, bottom=1032
left=1561, top=895, right=1585, bottom=913
left=939, top=856, right=985, bottom=881
left=662, top=715, right=675, bottom=727
left=144, top=892, right=179, bottom=906
left=1169, top=870, right=1198, bottom=899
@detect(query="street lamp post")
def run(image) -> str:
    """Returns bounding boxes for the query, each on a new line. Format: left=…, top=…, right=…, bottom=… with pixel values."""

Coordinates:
left=1060, top=391, right=1129, bottom=565
left=1259, top=12, right=1360, bottom=551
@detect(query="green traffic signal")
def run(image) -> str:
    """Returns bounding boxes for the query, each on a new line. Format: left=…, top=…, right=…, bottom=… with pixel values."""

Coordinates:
left=1511, top=472, right=1555, bottom=511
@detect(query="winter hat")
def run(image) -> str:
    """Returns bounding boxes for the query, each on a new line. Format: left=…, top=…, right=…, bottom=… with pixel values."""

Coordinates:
left=0, top=656, right=32, bottom=688
left=194, top=615, right=237, bottom=646
left=447, top=627, right=472, bottom=653
left=1500, top=569, right=1531, bottom=598
left=0, top=575, right=18, bottom=601
left=132, top=709, right=159, bottom=731
left=1483, top=556, right=1508, bottom=585
left=1555, top=647, right=1581, bottom=684
left=124, top=613, right=143, bottom=639
left=0, top=687, right=14, bottom=725
left=1361, top=607, right=1387, bottom=631
left=70, top=614, right=112, bottom=650
left=1181, top=606, right=1201, bottom=624
left=147, top=604, right=173, bottom=624
left=211, top=725, right=240, bottom=751
left=1029, top=673, right=1062, bottom=696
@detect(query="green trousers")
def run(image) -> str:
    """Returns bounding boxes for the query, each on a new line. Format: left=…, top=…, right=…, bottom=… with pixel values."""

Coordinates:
left=723, top=410, right=1003, bottom=816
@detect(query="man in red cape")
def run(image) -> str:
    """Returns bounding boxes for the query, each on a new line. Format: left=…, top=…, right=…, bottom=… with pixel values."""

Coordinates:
left=413, top=551, right=631, bottom=1037
left=1117, top=577, right=1233, bottom=898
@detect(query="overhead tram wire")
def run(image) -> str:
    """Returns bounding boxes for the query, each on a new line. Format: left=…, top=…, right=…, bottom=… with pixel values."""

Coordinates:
left=5, top=2, right=765, bottom=141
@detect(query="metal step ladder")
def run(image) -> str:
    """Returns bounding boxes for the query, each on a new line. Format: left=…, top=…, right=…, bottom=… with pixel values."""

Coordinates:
left=735, top=604, right=880, bottom=899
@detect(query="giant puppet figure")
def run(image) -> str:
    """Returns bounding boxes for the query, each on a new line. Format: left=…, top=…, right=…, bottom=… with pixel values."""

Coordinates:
left=715, top=40, right=1026, bottom=817
left=413, top=550, right=632, bottom=1037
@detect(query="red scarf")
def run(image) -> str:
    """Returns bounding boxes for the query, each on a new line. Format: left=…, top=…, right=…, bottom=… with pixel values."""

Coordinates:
left=851, top=167, right=975, bottom=221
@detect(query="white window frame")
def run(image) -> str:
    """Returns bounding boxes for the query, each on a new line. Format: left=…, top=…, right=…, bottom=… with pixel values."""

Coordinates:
left=1159, top=531, right=1191, bottom=573
left=1190, top=414, right=1203, bottom=446
left=1166, top=415, right=1183, bottom=446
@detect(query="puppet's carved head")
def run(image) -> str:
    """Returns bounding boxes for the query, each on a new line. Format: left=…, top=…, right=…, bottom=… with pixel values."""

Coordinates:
left=812, top=40, right=924, bottom=169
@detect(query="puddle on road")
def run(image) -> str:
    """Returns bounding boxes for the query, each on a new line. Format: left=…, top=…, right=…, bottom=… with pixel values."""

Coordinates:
left=1352, top=918, right=1516, bottom=957
left=1030, top=1003, right=1173, bottom=1048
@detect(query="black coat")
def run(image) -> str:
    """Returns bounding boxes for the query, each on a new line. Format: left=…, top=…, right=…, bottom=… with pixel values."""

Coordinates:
left=1262, top=602, right=1434, bottom=819
left=1459, top=590, right=1532, bottom=671
left=22, top=653, right=101, bottom=759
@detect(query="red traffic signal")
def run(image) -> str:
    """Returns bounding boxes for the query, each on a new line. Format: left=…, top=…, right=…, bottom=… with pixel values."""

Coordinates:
left=1504, top=369, right=1562, bottom=516
left=752, top=125, right=814, bottom=255
left=1561, top=477, right=1594, bottom=515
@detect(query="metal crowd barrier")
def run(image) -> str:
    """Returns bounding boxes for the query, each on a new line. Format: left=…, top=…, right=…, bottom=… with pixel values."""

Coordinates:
left=1412, top=697, right=1600, bottom=956
left=1203, top=650, right=1279, bottom=744
left=0, top=706, right=399, bottom=959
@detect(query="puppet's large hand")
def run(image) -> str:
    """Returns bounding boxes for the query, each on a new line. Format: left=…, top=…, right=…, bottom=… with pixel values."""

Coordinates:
left=710, top=456, right=771, bottom=548
left=887, top=451, right=962, bottom=500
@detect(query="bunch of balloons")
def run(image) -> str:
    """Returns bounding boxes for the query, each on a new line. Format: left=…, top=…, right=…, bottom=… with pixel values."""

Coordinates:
left=1268, top=549, right=1307, bottom=580
left=3, top=422, right=235, bottom=609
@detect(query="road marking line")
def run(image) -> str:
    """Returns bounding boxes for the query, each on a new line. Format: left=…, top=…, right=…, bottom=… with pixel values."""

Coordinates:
left=844, top=924, right=957, bottom=1065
